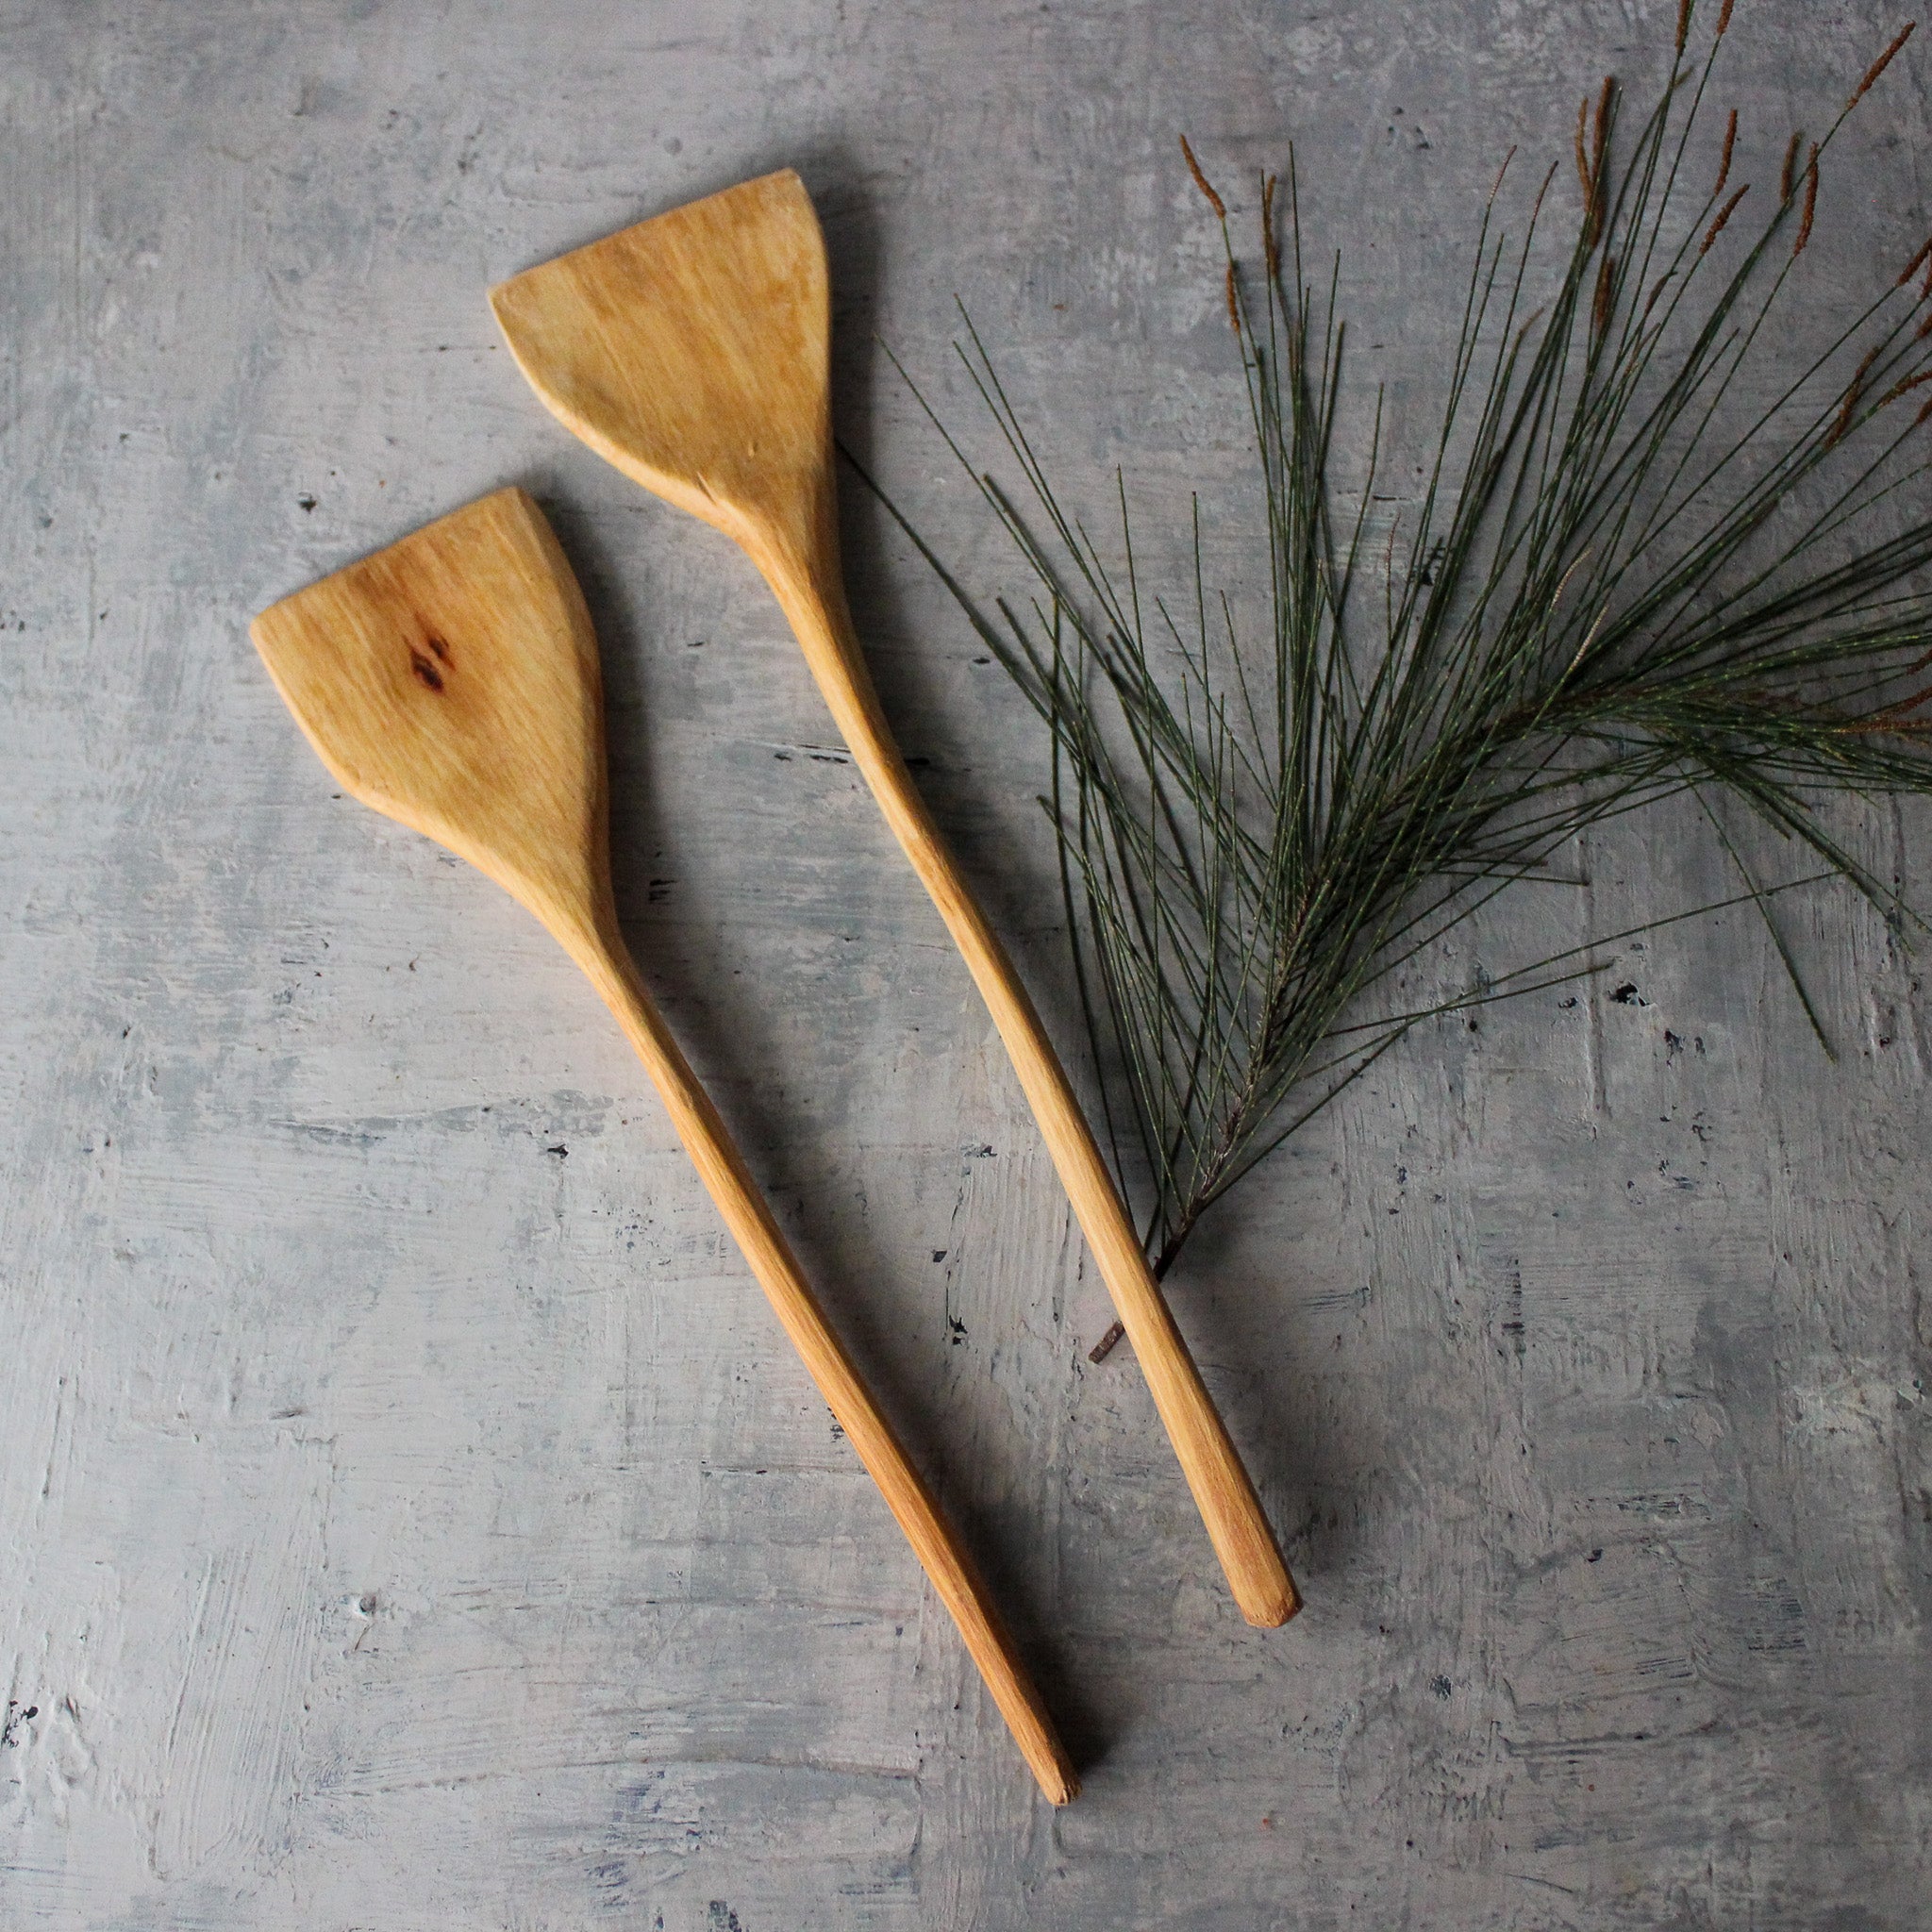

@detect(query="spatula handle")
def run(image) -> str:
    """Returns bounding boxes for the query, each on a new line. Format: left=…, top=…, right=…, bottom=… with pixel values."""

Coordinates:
left=575, top=935, right=1078, bottom=1803
left=774, top=573, right=1299, bottom=1629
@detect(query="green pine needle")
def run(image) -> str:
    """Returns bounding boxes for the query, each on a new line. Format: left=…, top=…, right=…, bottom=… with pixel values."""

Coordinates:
left=858, top=11, right=1932, bottom=1291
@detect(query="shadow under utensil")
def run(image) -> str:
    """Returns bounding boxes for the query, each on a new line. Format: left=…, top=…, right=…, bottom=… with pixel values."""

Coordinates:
left=824, top=255, right=1343, bottom=1639
left=811, top=157, right=1118, bottom=1762
left=824, top=242, right=1107, bottom=1139
left=817, top=158, right=1324, bottom=1710
left=534, top=455, right=1107, bottom=1776
left=1144, top=1202, right=1346, bottom=1592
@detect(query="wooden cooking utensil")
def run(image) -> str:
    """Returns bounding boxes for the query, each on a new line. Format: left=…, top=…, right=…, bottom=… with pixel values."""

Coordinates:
left=250, top=487, right=1078, bottom=1804
left=490, top=174, right=1299, bottom=1626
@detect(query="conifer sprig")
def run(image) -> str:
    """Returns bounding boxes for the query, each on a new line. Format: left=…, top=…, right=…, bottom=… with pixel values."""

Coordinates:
left=860, top=9, right=1931, bottom=1351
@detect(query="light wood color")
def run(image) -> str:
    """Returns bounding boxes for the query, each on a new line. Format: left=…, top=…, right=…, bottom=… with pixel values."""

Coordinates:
left=250, top=488, right=1078, bottom=1805
left=490, top=174, right=1300, bottom=1628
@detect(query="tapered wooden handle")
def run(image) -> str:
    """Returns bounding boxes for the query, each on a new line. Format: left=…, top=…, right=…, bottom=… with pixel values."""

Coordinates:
left=769, top=569, right=1299, bottom=1629
left=570, top=927, right=1078, bottom=1802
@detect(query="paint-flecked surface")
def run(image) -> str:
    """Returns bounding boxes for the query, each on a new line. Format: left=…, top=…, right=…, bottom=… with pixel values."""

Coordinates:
left=4, top=3, right=1930, bottom=1925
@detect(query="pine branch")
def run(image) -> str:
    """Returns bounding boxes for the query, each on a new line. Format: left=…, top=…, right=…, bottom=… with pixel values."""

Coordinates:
left=858, top=9, right=1932, bottom=1311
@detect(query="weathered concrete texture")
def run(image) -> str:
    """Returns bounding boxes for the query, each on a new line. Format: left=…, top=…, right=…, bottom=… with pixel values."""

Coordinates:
left=4, top=1, right=1930, bottom=1924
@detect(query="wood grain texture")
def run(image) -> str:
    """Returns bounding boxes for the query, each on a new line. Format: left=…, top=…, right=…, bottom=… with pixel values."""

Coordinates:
left=3, top=2, right=1930, bottom=1925
left=491, top=172, right=1298, bottom=1627
left=249, top=488, right=1076, bottom=1804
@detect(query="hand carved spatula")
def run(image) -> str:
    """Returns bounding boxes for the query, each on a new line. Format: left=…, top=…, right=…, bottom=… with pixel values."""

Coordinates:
left=491, top=174, right=1299, bottom=1625
left=250, top=487, right=1077, bottom=1804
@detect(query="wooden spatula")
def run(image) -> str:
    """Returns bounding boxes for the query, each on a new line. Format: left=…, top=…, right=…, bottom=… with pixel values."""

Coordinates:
left=490, top=175, right=1300, bottom=1627
left=250, top=487, right=1077, bottom=1804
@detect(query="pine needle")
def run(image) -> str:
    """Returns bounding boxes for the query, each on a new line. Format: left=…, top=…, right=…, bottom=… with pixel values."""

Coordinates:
left=860, top=14, right=1932, bottom=1290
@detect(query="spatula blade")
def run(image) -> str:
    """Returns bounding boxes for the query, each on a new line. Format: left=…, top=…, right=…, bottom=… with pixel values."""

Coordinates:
left=250, top=487, right=610, bottom=944
left=489, top=171, right=831, bottom=549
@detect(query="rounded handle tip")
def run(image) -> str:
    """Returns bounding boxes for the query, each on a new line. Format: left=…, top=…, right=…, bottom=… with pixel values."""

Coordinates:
left=1237, top=1575, right=1303, bottom=1628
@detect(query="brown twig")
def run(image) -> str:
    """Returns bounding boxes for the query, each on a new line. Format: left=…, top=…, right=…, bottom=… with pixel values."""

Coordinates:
left=1830, top=343, right=1885, bottom=444
left=1716, top=0, right=1735, bottom=32
left=1529, top=158, right=1558, bottom=225
left=1489, top=143, right=1518, bottom=208
left=1262, top=172, right=1280, bottom=277
left=1675, top=0, right=1693, bottom=54
left=1881, top=368, right=1932, bottom=404
left=1794, top=147, right=1820, bottom=254
left=1848, top=22, right=1916, bottom=110
left=1579, top=76, right=1615, bottom=246
left=1780, top=130, right=1804, bottom=203
left=1180, top=134, right=1226, bottom=220
left=1713, top=108, right=1738, bottom=197
left=1701, top=183, right=1751, bottom=255
left=1837, top=682, right=1932, bottom=730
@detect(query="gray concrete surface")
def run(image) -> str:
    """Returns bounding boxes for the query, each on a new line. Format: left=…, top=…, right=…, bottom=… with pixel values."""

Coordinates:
left=5, top=2, right=1930, bottom=1925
